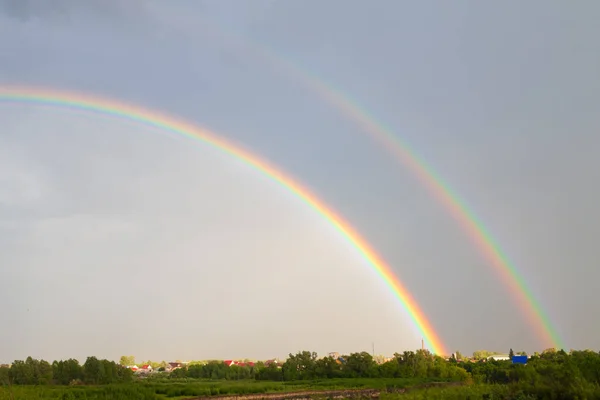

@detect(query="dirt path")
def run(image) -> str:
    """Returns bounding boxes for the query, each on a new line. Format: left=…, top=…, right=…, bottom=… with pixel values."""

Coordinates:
left=184, top=382, right=464, bottom=400
left=185, top=388, right=380, bottom=400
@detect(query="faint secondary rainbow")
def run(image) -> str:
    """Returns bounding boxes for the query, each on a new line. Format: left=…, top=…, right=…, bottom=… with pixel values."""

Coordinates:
left=298, top=81, right=565, bottom=351
left=0, top=85, right=447, bottom=355
left=183, top=19, right=564, bottom=350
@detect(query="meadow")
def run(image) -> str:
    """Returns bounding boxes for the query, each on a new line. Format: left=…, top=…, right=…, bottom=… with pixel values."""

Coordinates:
left=0, top=378, right=450, bottom=400
left=3, top=348, right=600, bottom=399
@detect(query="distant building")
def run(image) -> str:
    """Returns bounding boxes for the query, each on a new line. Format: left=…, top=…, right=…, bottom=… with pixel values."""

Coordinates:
left=238, top=362, right=255, bottom=367
left=223, top=360, right=256, bottom=367
left=487, top=355, right=511, bottom=361
left=372, top=355, right=387, bottom=365
left=512, top=355, right=528, bottom=365
left=167, top=362, right=183, bottom=371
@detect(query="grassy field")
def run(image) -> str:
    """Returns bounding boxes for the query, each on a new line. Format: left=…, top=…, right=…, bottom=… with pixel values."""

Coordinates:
left=146, top=377, right=448, bottom=397
left=0, top=378, right=453, bottom=400
left=380, top=384, right=518, bottom=400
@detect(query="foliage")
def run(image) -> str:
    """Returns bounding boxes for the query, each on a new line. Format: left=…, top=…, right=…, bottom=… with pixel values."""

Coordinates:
left=3, top=357, right=131, bottom=386
left=0, top=378, right=444, bottom=399
left=0, top=385, right=160, bottom=400
left=459, top=349, right=600, bottom=399
left=3, top=348, right=600, bottom=399
left=118, top=355, right=135, bottom=367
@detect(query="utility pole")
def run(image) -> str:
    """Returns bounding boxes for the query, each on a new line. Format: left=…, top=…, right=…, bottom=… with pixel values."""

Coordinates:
left=372, top=342, right=375, bottom=357
left=421, top=338, right=424, bottom=351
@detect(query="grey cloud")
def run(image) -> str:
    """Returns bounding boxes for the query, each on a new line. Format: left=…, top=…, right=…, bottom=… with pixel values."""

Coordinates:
left=0, top=0, right=151, bottom=22
left=2, top=0, right=600, bottom=362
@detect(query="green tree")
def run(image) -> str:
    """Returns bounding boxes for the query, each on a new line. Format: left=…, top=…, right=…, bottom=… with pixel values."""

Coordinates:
left=343, top=352, right=378, bottom=378
left=282, top=351, right=317, bottom=380
left=37, top=360, right=53, bottom=385
left=9, top=359, right=34, bottom=384
left=119, top=355, right=135, bottom=366
left=116, top=363, right=134, bottom=382
left=64, top=359, right=83, bottom=383
left=378, top=359, right=400, bottom=378
left=0, top=365, right=9, bottom=385
left=472, top=350, right=500, bottom=360
left=52, top=360, right=72, bottom=385
left=256, top=363, right=283, bottom=381
left=314, top=356, right=341, bottom=379
left=83, top=356, right=105, bottom=384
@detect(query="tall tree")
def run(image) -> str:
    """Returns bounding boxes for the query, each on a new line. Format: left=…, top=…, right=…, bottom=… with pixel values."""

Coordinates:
left=83, top=357, right=105, bottom=384
left=119, top=355, right=135, bottom=366
left=37, top=360, right=53, bottom=385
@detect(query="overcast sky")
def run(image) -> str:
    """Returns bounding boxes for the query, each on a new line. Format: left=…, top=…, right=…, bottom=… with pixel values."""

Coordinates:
left=1, top=0, right=599, bottom=363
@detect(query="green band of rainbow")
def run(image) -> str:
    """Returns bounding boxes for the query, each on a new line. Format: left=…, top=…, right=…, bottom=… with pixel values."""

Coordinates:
left=166, top=18, right=562, bottom=350
left=0, top=85, right=448, bottom=355
left=311, top=86, right=565, bottom=351
left=198, top=24, right=564, bottom=350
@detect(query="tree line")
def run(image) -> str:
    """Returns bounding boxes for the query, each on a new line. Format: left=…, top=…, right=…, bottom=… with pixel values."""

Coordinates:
left=3, top=348, right=600, bottom=398
left=166, top=350, right=465, bottom=382
left=0, top=356, right=133, bottom=386
left=462, top=348, right=600, bottom=398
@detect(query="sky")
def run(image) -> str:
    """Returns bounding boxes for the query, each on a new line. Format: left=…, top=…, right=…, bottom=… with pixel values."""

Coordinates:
left=1, top=0, right=599, bottom=363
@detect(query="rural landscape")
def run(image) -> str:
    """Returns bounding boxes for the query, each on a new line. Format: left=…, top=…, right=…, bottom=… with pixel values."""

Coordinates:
left=2, top=1, right=600, bottom=400
left=2, top=347, right=600, bottom=399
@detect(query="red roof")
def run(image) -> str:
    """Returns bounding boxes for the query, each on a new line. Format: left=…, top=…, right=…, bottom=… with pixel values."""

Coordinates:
left=223, top=360, right=255, bottom=367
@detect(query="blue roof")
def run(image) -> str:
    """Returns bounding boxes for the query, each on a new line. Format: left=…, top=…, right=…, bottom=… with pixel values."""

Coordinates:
left=512, top=355, right=528, bottom=364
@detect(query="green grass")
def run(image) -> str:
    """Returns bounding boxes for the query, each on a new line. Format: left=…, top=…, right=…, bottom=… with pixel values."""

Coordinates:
left=0, top=384, right=161, bottom=400
left=380, top=384, right=527, bottom=400
left=147, top=377, right=444, bottom=397
left=1, top=378, right=449, bottom=399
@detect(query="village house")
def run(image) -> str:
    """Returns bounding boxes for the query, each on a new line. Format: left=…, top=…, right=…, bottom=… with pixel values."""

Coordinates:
left=487, top=355, right=511, bottom=361
left=223, top=360, right=256, bottom=367
left=139, top=364, right=153, bottom=373
left=167, top=362, right=183, bottom=371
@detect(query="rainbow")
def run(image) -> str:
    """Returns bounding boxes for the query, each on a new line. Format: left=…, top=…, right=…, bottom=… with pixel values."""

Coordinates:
left=300, top=84, right=565, bottom=350
left=0, top=85, right=447, bottom=355
left=182, top=19, right=564, bottom=349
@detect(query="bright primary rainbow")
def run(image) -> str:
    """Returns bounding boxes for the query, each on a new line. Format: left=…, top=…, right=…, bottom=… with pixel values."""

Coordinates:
left=189, top=21, right=564, bottom=350
left=290, top=78, right=563, bottom=350
left=0, top=85, right=447, bottom=355
left=303, top=83, right=565, bottom=350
